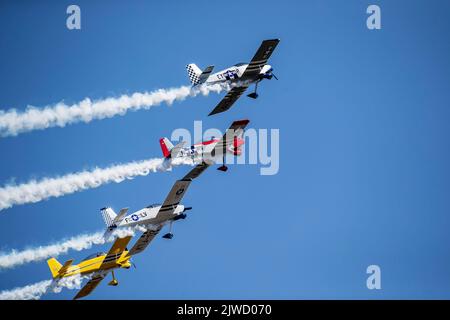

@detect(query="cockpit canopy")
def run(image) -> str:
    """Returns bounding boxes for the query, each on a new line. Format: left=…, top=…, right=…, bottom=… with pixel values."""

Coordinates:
left=82, top=252, right=106, bottom=261
left=146, top=203, right=161, bottom=209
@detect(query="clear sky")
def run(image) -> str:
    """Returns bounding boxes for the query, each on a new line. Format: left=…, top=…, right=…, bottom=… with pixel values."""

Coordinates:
left=0, top=0, right=449, bottom=299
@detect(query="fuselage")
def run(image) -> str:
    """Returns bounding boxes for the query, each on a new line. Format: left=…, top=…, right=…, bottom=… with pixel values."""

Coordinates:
left=203, top=63, right=273, bottom=86
left=115, top=203, right=186, bottom=229
left=58, top=252, right=131, bottom=278
left=174, top=137, right=244, bottom=165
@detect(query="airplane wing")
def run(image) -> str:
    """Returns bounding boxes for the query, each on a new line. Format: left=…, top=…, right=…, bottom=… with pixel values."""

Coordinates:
left=73, top=236, right=132, bottom=300
left=126, top=225, right=163, bottom=257
left=241, top=39, right=280, bottom=78
left=212, top=119, right=250, bottom=155
left=208, top=84, right=249, bottom=116
left=183, top=162, right=210, bottom=180
left=155, top=179, right=192, bottom=221
left=73, top=272, right=106, bottom=300
left=102, top=235, right=133, bottom=262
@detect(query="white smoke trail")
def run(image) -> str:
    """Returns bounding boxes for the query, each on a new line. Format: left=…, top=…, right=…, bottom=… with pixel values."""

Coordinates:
left=0, top=275, right=88, bottom=300
left=0, top=226, right=143, bottom=270
left=0, top=156, right=194, bottom=211
left=0, top=279, right=52, bottom=300
left=0, top=84, right=225, bottom=137
left=0, top=232, right=104, bottom=270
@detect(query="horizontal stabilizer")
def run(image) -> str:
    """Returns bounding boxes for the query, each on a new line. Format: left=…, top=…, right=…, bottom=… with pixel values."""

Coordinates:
left=112, top=207, right=128, bottom=225
left=198, top=65, right=214, bottom=84
left=58, top=259, right=74, bottom=276
left=171, top=141, right=186, bottom=158
left=47, top=258, right=74, bottom=279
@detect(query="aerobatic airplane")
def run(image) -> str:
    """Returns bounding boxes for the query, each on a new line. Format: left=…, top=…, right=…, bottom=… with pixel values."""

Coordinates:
left=160, top=119, right=250, bottom=172
left=100, top=177, right=193, bottom=241
left=47, top=235, right=135, bottom=299
left=48, top=164, right=211, bottom=299
left=50, top=155, right=226, bottom=299
left=186, top=39, right=280, bottom=116
left=100, top=120, right=249, bottom=241
left=48, top=170, right=209, bottom=299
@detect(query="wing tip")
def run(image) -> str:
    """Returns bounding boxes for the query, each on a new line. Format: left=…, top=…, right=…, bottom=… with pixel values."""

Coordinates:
left=208, top=110, right=220, bottom=116
left=264, top=38, right=280, bottom=43
left=232, top=119, right=250, bottom=126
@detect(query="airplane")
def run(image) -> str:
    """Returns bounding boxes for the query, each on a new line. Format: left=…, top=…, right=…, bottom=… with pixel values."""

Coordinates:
left=99, top=120, right=249, bottom=241
left=100, top=177, right=193, bottom=241
left=186, top=39, right=280, bottom=116
left=47, top=235, right=135, bottom=300
left=47, top=161, right=210, bottom=300
left=99, top=119, right=248, bottom=240
left=98, top=124, right=243, bottom=241
left=159, top=119, right=250, bottom=172
left=48, top=164, right=215, bottom=300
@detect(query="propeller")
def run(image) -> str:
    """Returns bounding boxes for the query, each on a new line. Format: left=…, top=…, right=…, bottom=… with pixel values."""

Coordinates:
left=263, top=69, right=278, bottom=80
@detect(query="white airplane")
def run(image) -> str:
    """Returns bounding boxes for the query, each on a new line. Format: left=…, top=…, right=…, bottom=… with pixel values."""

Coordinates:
left=100, top=120, right=249, bottom=242
left=100, top=177, right=193, bottom=241
left=160, top=119, right=250, bottom=172
left=186, top=39, right=280, bottom=116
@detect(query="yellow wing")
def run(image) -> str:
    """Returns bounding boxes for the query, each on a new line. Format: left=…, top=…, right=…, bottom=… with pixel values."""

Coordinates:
left=73, top=273, right=106, bottom=300
left=73, top=236, right=132, bottom=300
left=106, top=235, right=132, bottom=256
left=100, top=235, right=133, bottom=266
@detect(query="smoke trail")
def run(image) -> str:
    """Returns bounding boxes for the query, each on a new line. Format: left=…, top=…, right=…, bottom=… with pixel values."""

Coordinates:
left=0, top=232, right=104, bottom=270
left=0, top=280, right=52, bottom=300
left=0, top=156, right=194, bottom=211
left=0, top=227, right=140, bottom=270
left=0, top=275, right=88, bottom=300
left=0, top=84, right=225, bottom=137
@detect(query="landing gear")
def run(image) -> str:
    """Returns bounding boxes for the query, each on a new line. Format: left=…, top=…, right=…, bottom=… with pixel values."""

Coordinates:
left=108, top=270, right=119, bottom=286
left=217, top=154, right=228, bottom=172
left=162, top=221, right=174, bottom=239
left=247, top=81, right=259, bottom=99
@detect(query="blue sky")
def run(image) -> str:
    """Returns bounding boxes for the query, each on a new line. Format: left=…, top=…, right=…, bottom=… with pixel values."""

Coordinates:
left=0, top=0, right=450, bottom=299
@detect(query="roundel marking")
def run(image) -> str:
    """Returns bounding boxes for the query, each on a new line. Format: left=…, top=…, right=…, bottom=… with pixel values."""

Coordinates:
left=131, top=214, right=139, bottom=221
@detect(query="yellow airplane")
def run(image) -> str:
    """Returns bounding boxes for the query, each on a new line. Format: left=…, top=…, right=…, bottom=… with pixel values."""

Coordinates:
left=46, top=232, right=155, bottom=300
left=47, top=225, right=162, bottom=299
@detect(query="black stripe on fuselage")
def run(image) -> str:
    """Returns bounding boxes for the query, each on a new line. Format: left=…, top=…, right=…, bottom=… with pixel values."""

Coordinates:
left=160, top=202, right=179, bottom=209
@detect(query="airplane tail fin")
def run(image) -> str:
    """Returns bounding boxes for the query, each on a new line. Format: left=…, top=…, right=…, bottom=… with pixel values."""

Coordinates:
left=47, top=258, right=74, bottom=278
left=47, top=258, right=62, bottom=278
left=186, top=64, right=202, bottom=86
left=101, top=207, right=117, bottom=228
left=160, top=138, right=174, bottom=158
left=160, top=138, right=187, bottom=158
